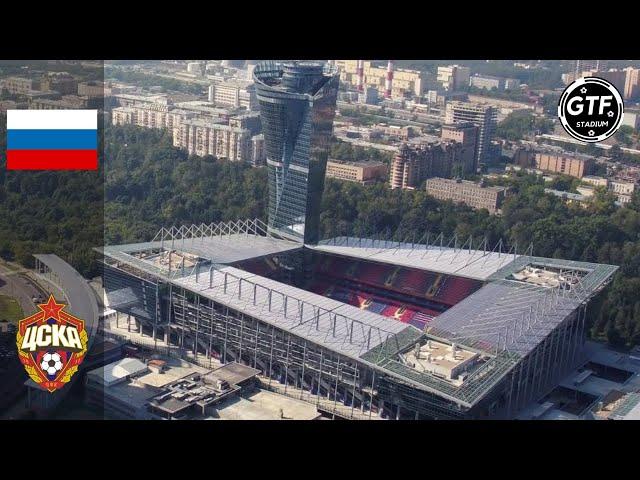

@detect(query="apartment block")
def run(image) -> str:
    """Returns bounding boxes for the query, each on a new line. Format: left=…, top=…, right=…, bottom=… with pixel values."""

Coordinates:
left=229, top=112, right=261, bottom=135
left=535, top=153, right=593, bottom=179
left=173, top=119, right=252, bottom=162
left=575, top=60, right=608, bottom=76
left=111, top=105, right=192, bottom=130
left=441, top=122, right=479, bottom=173
left=512, top=146, right=537, bottom=168
left=389, top=142, right=472, bottom=190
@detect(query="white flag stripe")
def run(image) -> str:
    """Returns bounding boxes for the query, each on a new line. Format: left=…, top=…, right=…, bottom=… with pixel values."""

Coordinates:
left=7, top=110, right=97, bottom=130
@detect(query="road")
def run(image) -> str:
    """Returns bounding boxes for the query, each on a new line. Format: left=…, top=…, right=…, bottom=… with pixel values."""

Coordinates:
left=0, top=261, right=40, bottom=317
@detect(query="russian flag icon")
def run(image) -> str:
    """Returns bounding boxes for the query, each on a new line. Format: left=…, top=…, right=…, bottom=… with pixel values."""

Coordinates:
left=6, top=110, right=98, bottom=170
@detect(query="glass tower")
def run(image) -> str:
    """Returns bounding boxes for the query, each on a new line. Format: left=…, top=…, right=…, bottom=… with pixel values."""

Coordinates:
left=253, top=61, right=339, bottom=245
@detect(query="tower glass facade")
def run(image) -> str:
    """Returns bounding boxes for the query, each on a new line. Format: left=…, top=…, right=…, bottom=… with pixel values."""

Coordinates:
left=253, top=61, right=339, bottom=244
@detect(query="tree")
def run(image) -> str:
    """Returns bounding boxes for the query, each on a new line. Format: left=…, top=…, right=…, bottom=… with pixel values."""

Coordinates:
left=609, top=144, right=623, bottom=161
left=496, top=111, right=552, bottom=141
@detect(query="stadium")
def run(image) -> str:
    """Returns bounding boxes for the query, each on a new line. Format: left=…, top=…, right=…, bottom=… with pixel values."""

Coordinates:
left=97, top=61, right=618, bottom=419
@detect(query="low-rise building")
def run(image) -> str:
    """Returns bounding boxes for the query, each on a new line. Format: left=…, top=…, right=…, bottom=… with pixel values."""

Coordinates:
left=41, top=72, right=78, bottom=95
left=326, top=160, right=387, bottom=185
left=504, top=78, right=521, bottom=90
left=545, top=188, right=592, bottom=208
left=85, top=356, right=259, bottom=420
left=577, top=186, right=595, bottom=197
left=426, top=177, right=507, bottom=214
left=470, top=74, right=504, bottom=91
left=78, top=81, right=106, bottom=98
left=582, top=175, right=609, bottom=188
left=371, top=123, right=413, bottom=141
left=609, top=180, right=635, bottom=204
left=425, top=89, right=468, bottom=107
left=30, top=94, right=102, bottom=110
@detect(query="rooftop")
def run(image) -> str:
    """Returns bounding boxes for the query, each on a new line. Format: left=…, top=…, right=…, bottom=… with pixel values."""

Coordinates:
left=327, top=160, right=387, bottom=168
left=213, top=389, right=320, bottom=420
left=427, top=178, right=508, bottom=194
left=99, top=220, right=302, bottom=278
left=311, top=236, right=518, bottom=281
left=87, top=357, right=148, bottom=387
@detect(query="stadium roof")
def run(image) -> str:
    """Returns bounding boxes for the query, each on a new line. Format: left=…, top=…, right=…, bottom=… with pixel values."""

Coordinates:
left=172, top=265, right=411, bottom=360
left=428, top=280, right=579, bottom=356
left=311, top=236, right=519, bottom=280
left=99, top=221, right=619, bottom=407
left=100, top=233, right=301, bottom=278
left=429, top=256, right=618, bottom=356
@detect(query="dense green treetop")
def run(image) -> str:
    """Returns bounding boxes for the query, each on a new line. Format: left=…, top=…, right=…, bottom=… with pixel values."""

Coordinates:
left=1, top=123, right=640, bottom=348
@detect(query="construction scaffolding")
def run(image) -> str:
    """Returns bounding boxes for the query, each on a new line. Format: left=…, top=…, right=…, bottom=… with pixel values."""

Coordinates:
left=97, top=220, right=619, bottom=419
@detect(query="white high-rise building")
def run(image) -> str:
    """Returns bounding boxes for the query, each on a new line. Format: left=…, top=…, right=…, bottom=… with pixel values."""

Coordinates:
left=445, top=102, right=497, bottom=165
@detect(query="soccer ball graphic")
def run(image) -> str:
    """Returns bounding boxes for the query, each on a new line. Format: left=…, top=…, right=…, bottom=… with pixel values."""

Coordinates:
left=41, top=352, right=63, bottom=376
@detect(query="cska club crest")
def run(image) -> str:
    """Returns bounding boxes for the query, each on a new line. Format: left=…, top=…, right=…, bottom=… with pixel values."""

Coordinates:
left=15, top=295, right=88, bottom=393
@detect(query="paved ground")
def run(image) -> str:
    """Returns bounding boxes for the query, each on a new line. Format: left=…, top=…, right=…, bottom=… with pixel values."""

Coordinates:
left=215, top=390, right=320, bottom=420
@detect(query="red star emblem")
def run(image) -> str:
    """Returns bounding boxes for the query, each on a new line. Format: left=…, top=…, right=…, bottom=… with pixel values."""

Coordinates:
left=38, top=295, right=65, bottom=321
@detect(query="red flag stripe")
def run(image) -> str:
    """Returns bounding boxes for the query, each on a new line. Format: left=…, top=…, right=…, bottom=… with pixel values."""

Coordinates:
left=6, top=150, right=98, bottom=170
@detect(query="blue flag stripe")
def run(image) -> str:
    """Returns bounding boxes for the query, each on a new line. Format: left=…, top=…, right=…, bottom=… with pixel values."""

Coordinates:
left=7, top=129, right=97, bottom=150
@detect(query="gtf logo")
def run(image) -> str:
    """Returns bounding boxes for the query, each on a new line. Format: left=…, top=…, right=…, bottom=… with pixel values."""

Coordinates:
left=558, top=76, right=624, bottom=143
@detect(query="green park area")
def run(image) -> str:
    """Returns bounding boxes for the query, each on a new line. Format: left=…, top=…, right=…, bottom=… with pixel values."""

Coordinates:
left=0, top=294, right=24, bottom=323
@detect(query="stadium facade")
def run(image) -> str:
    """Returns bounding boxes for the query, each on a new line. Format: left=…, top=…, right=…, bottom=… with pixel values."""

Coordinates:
left=97, top=61, right=618, bottom=420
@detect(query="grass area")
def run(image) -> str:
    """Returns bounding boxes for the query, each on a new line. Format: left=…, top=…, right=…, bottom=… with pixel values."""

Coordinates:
left=0, top=294, right=24, bottom=323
